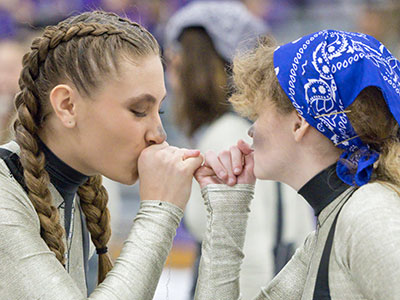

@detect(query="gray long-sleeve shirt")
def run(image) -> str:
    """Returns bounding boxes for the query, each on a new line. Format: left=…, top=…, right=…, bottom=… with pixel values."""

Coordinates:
left=0, top=141, right=184, bottom=300
left=195, top=182, right=400, bottom=299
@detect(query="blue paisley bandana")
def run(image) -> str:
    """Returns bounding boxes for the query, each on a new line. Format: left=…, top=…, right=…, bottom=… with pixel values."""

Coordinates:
left=274, top=30, right=400, bottom=186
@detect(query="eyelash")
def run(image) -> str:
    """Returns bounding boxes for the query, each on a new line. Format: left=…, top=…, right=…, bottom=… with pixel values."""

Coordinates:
left=131, top=110, right=165, bottom=117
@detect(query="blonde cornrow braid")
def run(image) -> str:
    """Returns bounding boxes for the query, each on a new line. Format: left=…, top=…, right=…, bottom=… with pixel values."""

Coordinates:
left=13, top=19, right=148, bottom=274
left=78, top=175, right=112, bottom=284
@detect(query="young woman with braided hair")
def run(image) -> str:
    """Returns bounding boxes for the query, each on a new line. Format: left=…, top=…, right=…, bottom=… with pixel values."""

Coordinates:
left=0, top=11, right=203, bottom=299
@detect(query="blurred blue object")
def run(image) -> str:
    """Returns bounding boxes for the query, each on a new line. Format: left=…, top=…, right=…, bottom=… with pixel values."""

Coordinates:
left=0, top=10, right=16, bottom=39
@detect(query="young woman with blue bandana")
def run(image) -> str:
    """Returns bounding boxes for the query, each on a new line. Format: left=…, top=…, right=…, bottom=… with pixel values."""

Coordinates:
left=193, top=31, right=400, bottom=299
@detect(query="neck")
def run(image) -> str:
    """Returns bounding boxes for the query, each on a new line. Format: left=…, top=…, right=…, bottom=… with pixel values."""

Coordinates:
left=282, top=149, right=341, bottom=191
left=38, top=130, right=92, bottom=177
left=298, top=162, right=349, bottom=216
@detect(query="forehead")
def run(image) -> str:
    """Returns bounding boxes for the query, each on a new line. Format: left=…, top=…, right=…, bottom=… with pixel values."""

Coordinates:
left=98, top=55, right=166, bottom=101
left=257, top=98, right=284, bottom=119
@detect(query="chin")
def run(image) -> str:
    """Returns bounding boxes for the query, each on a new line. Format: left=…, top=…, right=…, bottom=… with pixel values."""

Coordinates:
left=122, top=173, right=139, bottom=185
left=253, top=165, right=263, bottom=179
left=254, top=165, right=273, bottom=181
left=106, top=172, right=139, bottom=185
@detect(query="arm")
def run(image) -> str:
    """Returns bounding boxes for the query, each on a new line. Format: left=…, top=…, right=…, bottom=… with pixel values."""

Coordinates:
left=194, top=141, right=313, bottom=299
left=0, top=186, right=183, bottom=300
left=0, top=143, right=204, bottom=300
left=194, top=184, right=254, bottom=300
left=194, top=184, right=314, bottom=300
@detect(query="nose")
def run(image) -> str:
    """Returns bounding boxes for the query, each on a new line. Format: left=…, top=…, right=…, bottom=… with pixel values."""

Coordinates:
left=146, top=122, right=167, bottom=145
left=248, top=125, right=254, bottom=138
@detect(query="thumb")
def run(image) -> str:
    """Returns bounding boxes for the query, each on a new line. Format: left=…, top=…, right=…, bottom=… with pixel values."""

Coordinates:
left=194, top=165, right=215, bottom=181
left=242, top=152, right=256, bottom=183
left=237, top=139, right=253, bottom=155
left=183, top=154, right=205, bottom=174
left=182, top=149, right=201, bottom=160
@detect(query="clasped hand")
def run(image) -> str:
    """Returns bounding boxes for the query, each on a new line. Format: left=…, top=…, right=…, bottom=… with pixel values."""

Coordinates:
left=194, top=139, right=256, bottom=189
left=138, top=140, right=255, bottom=210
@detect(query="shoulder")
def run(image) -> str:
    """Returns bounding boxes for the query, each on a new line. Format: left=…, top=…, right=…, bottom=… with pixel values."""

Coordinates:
left=0, top=142, right=38, bottom=225
left=198, top=113, right=252, bottom=151
left=335, top=183, right=400, bottom=296
left=341, top=182, right=400, bottom=221
left=336, top=182, right=400, bottom=247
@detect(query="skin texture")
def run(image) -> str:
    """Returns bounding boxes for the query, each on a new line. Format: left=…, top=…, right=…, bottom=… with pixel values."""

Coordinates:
left=41, top=55, right=167, bottom=184
left=196, top=100, right=342, bottom=191
left=195, top=140, right=255, bottom=189
left=39, top=54, right=203, bottom=209
left=249, top=103, right=302, bottom=182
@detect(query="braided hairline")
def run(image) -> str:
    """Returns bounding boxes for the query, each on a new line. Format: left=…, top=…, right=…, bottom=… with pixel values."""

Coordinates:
left=34, top=22, right=146, bottom=62
left=16, top=20, right=154, bottom=114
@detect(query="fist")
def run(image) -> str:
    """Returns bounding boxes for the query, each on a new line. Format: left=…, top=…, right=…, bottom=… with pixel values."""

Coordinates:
left=138, top=142, right=204, bottom=210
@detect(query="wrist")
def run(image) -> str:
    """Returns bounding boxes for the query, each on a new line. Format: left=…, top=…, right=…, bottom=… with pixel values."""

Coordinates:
left=139, top=200, right=184, bottom=221
left=201, top=184, right=255, bottom=214
left=140, top=188, right=189, bottom=211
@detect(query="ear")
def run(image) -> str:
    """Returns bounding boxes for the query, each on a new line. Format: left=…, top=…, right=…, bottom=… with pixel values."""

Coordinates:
left=292, top=112, right=311, bottom=143
left=49, top=84, right=77, bottom=128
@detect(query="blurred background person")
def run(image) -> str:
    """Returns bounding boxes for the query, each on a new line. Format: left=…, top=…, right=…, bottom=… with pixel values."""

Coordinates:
left=164, top=2, right=315, bottom=299
left=0, top=39, right=26, bottom=143
left=355, top=0, right=400, bottom=57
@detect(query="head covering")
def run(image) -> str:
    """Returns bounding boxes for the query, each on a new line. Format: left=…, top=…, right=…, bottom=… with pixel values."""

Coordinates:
left=165, top=1, right=268, bottom=63
left=274, top=30, right=400, bottom=186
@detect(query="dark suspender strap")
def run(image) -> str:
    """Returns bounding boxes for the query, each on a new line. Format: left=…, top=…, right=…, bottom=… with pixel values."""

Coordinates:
left=276, top=182, right=283, bottom=246
left=313, top=188, right=357, bottom=300
left=0, top=148, right=28, bottom=193
left=273, top=182, right=283, bottom=274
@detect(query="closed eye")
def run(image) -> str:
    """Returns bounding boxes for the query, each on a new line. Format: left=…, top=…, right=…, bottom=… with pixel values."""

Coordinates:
left=130, top=110, right=147, bottom=117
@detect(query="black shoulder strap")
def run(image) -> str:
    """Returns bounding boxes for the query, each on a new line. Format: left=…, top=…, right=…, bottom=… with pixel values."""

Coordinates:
left=273, top=182, right=297, bottom=275
left=273, top=182, right=284, bottom=273
left=313, top=188, right=356, bottom=300
left=0, top=148, right=28, bottom=193
left=275, top=182, right=283, bottom=247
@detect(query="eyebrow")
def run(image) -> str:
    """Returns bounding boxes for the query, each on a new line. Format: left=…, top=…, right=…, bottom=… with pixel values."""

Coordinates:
left=127, top=93, right=167, bottom=105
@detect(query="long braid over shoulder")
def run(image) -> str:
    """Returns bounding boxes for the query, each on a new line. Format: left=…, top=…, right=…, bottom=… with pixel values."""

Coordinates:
left=77, top=175, right=112, bottom=284
left=13, top=11, right=160, bottom=284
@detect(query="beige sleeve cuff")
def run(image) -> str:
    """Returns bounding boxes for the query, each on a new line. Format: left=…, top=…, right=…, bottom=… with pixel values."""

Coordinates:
left=194, top=184, right=255, bottom=300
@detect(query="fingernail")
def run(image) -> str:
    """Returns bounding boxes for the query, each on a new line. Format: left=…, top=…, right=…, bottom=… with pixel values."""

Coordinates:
left=219, top=171, right=226, bottom=178
left=234, top=168, right=241, bottom=174
left=228, top=178, right=235, bottom=185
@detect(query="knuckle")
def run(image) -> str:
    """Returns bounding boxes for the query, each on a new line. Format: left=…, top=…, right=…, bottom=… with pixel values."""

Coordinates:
left=205, top=150, right=215, bottom=157
left=220, top=150, right=230, bottom=157
left=229, top=145, right=237, bottom=152
left=180, top=165, right=191, bottom=176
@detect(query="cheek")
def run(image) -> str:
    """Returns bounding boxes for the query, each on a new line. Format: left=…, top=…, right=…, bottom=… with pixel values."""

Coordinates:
left=253, top=163, right=262, bottom=179
left=252, top=126, right=267, bottom=151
